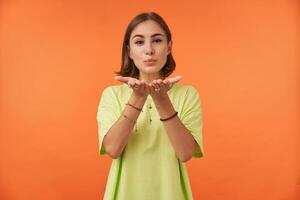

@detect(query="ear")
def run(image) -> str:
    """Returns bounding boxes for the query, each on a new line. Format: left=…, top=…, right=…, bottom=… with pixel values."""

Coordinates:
left=167, top=41, right=172, bottom=55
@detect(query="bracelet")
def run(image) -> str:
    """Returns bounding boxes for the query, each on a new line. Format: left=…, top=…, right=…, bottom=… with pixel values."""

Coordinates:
left=122, top=111, right=136, bottom=124
left=126, top=102, right=143, bottom=112
left=160, top=111, right=178, bottom=122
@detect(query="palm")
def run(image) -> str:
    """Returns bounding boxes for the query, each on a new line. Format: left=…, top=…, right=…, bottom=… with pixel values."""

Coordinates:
left=115, top=76, right=150, bottom=97
left=114, top=75, right=182, bottom=97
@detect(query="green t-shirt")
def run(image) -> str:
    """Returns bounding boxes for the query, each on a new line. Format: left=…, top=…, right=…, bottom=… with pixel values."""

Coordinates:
left=96, top=83, right=204, bottom=200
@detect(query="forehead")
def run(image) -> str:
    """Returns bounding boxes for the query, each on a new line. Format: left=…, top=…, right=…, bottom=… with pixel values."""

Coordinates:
left=130, top=20, right=165, bottom=39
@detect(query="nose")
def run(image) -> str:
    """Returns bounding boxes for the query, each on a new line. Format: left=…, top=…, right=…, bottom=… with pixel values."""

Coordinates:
left=145, top=41, right=154, bottom=55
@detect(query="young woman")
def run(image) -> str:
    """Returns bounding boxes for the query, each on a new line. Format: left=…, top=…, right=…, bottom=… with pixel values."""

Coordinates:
left=97, top=12, right=204, bottom=200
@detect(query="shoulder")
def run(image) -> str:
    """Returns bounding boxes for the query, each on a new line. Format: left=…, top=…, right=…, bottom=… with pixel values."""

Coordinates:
left=100, top=84, right=130, bottom=104
left=170, top=84, right=200, bottom=97
left=102, top=83, right=129, bottom=96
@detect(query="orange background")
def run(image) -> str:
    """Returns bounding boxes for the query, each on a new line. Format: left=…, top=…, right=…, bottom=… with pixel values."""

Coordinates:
left=1, top=1, right=299, bottom=200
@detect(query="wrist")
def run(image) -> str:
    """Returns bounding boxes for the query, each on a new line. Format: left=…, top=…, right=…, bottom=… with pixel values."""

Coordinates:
left=152, top=93, right=169, bottom=106
left=130, top=93, right=147, bottom=108
left=154, top=96, right=176, bottom=119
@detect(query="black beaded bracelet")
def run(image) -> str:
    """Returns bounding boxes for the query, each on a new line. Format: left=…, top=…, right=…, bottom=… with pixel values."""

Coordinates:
left=160, top=111, right=178, bottom=121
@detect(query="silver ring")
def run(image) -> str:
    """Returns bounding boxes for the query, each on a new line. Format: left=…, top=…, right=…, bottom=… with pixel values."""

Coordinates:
left=154, top=88, right=161, bottom=92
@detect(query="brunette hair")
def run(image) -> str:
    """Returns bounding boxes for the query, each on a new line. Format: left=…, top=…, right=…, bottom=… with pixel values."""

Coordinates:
left=114, top=12, right=176, bottom=79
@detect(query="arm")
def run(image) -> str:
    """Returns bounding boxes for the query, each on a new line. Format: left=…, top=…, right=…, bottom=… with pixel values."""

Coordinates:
left=103, top=93, right=146, bottom=159
left=152, top=94, right=196, bottom=162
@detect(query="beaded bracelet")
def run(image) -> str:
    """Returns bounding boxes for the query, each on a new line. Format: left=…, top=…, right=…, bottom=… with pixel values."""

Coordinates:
left=126, top=102, right=143, bottom=112
left=160, top=111, right=178, bottom=122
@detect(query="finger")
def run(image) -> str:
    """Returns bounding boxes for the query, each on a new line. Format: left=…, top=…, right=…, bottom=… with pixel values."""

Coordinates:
left=154, top=80, right=162, bottom=92
left=168, top=75, right=182, bottom=84
left=137, top=80, right=145, bottom=90
left=140, top=80, right=146, bottom=91
left=157, top=79, right=163, bottom=85
left=163, top=79, right=172, bottom=89
left=151, top=80, right=157, bottom=92
left=148, top=82, right=155, bottom=94
left=157, top=79, right=165, bottom=90
left=132, top=82, right=139, bottom=90
left=114, top=76, right=130, bottom=83
left=128, top=78, right=135, bottom=88
left=135, top=80, right=141, bottom=87
left=153, top=80, right=159, bottom=89
left=130, top=79, right=139, bottom=89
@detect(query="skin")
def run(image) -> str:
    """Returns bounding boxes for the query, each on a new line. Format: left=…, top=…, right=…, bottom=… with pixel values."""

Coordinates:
left=105, top=20, right=197, bottom=162
left=116, top=19, right=179, bottom=98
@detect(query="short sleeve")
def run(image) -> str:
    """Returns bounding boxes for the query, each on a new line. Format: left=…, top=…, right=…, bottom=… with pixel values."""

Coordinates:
left=180, top=86, right=204, bottom=158
left=96, top=87, right=121, bottom=156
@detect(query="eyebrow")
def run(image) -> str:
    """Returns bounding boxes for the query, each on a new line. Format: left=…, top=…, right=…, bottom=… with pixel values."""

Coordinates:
left=132, top=33, right=164, bottom=40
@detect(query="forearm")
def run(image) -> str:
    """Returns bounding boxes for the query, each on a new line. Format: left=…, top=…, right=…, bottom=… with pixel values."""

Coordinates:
left=153, top=95, right=196, bottom=162
left=103, top=94, right=146, bottom=159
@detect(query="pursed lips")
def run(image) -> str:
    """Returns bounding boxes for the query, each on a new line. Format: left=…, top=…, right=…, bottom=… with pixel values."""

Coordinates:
left=144, top=58, right=157, bottom=62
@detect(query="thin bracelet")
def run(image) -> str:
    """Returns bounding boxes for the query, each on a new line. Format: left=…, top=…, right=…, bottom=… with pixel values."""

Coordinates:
left=160, top=111, right=178, bottom=121
left=122, top=111, right=136, bottom=124
left=126, top=102, right=143, bottom=112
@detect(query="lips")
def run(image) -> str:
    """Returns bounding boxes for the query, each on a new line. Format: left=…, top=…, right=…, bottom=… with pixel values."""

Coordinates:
left=144, top=59, right=157, bottom=65
left=144, top=59, right=157, bottom=63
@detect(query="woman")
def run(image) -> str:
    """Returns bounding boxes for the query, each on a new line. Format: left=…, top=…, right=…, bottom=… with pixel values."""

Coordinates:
left=97, top=12, right=204, bottom=200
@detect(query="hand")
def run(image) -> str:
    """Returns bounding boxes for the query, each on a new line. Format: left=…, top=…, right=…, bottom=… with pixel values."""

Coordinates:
left=114, top=76, right=150, bottom=98
left=114, top=75, right=182, bottom=99
left=148, top=75, right=182, bottom=99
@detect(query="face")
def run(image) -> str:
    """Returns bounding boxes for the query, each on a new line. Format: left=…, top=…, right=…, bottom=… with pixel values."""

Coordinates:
left=127, top=20, right=172, bottom=79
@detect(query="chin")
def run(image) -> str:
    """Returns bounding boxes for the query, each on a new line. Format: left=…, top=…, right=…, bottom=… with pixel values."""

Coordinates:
left=143, top=68, right=160, bottom=73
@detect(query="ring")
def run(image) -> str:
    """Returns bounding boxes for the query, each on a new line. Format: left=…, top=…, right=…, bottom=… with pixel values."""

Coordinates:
left=154, top=88, right=161, bottom=92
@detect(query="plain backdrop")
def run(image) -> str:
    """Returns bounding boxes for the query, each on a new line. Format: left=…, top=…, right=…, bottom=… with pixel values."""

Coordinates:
left=0, top=1, right=299, bottom=200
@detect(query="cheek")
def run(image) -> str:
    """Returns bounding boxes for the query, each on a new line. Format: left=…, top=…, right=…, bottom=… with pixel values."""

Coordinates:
left=157, top=48, right=169, bottom=60
left=131, top=49, right=143, bottom=60
left=130, top=50, right=144, bottom=68
left=158, top=45, right=169, bottom=54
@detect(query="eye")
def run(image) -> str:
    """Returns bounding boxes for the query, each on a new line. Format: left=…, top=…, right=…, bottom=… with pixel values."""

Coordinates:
left=135, top=40, right=144, bottom=45
left=154, top=39, right=162, bottom=43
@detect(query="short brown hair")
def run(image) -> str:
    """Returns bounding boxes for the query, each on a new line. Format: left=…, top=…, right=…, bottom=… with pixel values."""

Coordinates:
left=115, top=12, right=176, bottom=79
